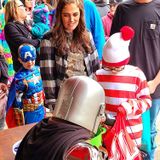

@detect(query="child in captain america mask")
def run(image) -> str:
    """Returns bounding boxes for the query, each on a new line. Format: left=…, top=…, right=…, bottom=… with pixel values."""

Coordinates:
left=8, top=43, right=45, bottom=126
left=18, top=43, right=37, bottom=70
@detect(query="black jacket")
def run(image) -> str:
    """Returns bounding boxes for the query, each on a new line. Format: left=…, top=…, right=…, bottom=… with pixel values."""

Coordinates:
left=4, top=21, right=40, bottom=72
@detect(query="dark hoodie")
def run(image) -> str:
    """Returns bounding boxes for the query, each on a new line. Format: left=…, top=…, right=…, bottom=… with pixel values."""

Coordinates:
left=15, top=118, right=92, bottom=160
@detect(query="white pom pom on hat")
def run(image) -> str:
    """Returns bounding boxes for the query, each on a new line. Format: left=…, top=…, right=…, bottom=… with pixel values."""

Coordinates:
left=102, top=26, right=135, bottom=67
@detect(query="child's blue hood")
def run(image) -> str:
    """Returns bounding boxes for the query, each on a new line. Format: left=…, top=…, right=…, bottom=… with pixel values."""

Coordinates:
left=33, top=4, right=49, bottom=24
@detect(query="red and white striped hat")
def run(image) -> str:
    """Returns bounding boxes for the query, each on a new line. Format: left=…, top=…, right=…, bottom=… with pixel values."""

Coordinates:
left=102, top=26, right=135, bottom=67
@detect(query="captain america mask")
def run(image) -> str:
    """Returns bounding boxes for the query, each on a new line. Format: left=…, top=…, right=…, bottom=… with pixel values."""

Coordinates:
left=18, top=44, right=36, bottom=62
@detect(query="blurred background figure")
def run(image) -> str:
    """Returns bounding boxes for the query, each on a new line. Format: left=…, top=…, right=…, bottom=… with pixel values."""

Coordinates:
left=93, top=0, right=109, bottom=17
left=102, top=0, right=122, bottom=40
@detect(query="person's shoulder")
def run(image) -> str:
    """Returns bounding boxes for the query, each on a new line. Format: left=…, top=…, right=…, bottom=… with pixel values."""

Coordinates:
left=96, top=68, right=106, bottom=74
left=4, top=21, right=21, bottom=32
left=127, top=65, right=146, bottom=76
left=15, top=70, right=26, bottom=80
left=40, top=38, right=52, bottom=48
left=34, top=65, right=40, bottom=69
left=33, top=66, right=41, bottom=73
left=102, top=13, right=111, bottom=21
left=4, top=21, right=14, bottom=29
left=40, top=30, right=53, bottom=46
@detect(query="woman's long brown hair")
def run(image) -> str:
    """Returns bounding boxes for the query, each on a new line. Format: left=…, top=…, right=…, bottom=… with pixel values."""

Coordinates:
left=5, top=0, right=19, bottom=23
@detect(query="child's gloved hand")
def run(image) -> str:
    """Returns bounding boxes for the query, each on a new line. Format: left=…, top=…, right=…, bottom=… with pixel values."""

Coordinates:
left=118, top=101, right=133, bottom=116
left=117, top=105, right=126, bottom=116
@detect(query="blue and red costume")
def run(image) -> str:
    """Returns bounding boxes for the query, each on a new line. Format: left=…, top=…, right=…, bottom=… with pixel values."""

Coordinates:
left=6, top=44, right=45, bottom=127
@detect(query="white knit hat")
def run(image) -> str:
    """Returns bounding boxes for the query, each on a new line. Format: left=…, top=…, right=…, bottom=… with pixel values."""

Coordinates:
left=102, top=26, right=135, bottom=67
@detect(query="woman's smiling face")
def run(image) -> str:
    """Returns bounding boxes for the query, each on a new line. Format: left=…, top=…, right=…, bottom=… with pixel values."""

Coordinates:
left=61, top=3, right=80, bottom=33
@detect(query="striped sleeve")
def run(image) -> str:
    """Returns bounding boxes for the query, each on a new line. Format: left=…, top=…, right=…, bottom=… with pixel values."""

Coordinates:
left=122, top=69, right=151, bottom=116
left=95, top=67, right=151, bottom=116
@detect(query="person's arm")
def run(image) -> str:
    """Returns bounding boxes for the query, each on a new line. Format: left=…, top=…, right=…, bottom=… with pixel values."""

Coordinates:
left=148, top=70, right=160, bottom=94
left=89, top=32, right=100, bottom=73
left=4, top=22, right=40, bottom=50
left=120, top=69, right=152, bottom=116
left=14, top=77, right=26, bottom=109
left=40, top=39, right=57, bottom=111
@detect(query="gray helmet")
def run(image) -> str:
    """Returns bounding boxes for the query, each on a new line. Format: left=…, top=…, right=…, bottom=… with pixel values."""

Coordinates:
left=53, top=76, right=105, bottom=134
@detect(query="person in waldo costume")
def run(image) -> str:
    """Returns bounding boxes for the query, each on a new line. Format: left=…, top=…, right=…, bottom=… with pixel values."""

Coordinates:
left=6, top=44, right=45, bottom=127
left=95, top=26, right=152, bottom=159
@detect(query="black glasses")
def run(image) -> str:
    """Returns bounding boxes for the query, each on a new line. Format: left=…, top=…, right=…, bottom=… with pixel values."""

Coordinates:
left=103, top=66, right=125, bottom=72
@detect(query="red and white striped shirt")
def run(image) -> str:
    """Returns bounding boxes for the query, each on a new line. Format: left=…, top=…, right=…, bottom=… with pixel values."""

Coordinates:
left=96, top=65, right=151, bottom=147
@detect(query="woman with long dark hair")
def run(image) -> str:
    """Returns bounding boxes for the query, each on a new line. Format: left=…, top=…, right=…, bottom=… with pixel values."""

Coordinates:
left=40, top=0, right=100, bottom=111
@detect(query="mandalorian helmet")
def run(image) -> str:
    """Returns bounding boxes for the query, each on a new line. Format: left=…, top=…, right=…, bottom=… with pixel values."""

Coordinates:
left=53, top=76, right=105, bottom=134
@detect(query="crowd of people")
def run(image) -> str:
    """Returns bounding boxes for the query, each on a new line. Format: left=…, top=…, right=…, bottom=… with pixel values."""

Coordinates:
left=0, top=0, right=160, bottom=159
